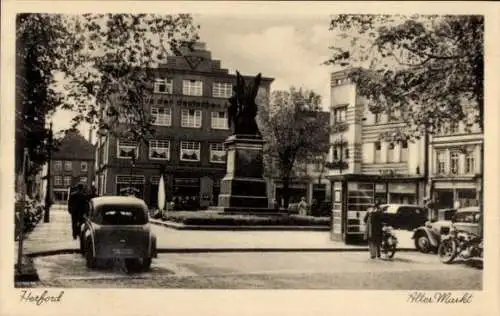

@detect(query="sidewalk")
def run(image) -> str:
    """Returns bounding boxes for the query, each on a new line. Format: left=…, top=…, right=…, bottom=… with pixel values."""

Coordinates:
left=18, top=206, right=417, bottom=256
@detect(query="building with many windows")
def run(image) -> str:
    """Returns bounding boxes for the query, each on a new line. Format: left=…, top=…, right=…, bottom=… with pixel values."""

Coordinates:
left=428, top=121, right=483, bottom=209
left=51, top=130, right=96, bottom=203
left=327, top=69, right=427, bottom=242
left=95, top=42, right=273, bottom=209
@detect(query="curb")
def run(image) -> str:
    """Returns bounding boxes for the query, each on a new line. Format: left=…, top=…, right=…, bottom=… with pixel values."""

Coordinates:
left=150, top=219, right=330, bottom=231
left=25, top=247, right=418, bottom=258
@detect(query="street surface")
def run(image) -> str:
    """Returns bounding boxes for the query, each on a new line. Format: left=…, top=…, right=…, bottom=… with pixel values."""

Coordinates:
left=21, top=251, right=481, bottom=289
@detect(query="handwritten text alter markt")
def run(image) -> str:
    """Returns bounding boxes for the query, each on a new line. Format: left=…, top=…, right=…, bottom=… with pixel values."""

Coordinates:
left=20, top=290, right=64, bottom=306
left=408, top=291, right=473, bottom=304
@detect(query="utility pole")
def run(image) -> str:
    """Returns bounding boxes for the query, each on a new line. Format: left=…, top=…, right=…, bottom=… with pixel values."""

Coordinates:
left=43, top=122, right=53, bottom=223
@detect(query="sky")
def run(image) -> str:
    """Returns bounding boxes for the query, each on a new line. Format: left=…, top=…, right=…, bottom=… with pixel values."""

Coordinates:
left=51, top=14, right=337, bottom=142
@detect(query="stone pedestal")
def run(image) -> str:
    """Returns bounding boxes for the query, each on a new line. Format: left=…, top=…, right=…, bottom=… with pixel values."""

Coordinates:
left=217, top=134, right=272, bottom=213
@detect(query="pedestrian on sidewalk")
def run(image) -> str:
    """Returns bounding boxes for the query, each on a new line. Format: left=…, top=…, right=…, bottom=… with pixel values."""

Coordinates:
left=363, top=199, right=383, bottom=259
left=68, top=183, right=88, bottom=240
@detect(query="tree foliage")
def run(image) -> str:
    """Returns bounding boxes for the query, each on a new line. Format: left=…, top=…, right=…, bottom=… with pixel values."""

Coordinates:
left=16, top=13, right=75, bottom=174
left=258, top=87, right=329, bottom=208
left=16, top=13, right=200, bottom=175
left=325, top=14, right=483, bottom=139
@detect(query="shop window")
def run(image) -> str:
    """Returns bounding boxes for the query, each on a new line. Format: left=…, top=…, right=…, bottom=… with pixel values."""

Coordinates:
left=450, top=151, right=459, bottom=174
left=211, top=111, right=228, bottom=129
left=117, top=140, right=139, bottom=159
left=212, top=82, right=233, bottom=98
left=116, top=175, right=145, bottom=198
left=180, top=141, right=201, bottom=162
left=374, top=141, right=381, bottom=163
left=181, top=109, right=202, bottom=128
left=182, top=80, right=203, bottom=96
left=210, top=143, right=226, bottom=163
left=151, top=107, right=172, bottom=126
left=54, top=176, right=63, bottom=186
left=153, top=78, right=173, bottom=94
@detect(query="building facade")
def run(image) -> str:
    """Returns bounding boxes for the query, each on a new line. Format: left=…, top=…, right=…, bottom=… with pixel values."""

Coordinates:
left=327, top=69, right=426, bottom=242
left=51, top=130, right=96, bottom=204
left=428, top=122, right=483, bottom=210
left=95, top=43, right=273, bottom=209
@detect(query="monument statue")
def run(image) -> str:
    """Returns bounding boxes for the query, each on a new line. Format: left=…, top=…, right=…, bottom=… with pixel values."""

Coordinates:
left=228, top=71, right=262, bottom=136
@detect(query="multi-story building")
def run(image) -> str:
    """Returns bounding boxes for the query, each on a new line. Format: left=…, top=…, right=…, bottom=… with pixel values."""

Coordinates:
left=428, top=121, right=483, bottom=209
left=327, top=69, right=427, bottom=242
left=51, top=130, right=96, bottom=204
left=95, top=42, right=273, bottom=209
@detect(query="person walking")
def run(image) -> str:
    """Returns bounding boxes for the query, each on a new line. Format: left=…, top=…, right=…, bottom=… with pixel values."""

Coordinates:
left=67, top=183, right=87, bottom=240
left=364, top=199, right=384, bottom=259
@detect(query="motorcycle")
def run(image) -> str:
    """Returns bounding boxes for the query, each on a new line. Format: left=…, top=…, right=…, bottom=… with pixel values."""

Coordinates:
left=438, top=229, right=483, bottom=264
left=380, top=224, right=398, bottom=259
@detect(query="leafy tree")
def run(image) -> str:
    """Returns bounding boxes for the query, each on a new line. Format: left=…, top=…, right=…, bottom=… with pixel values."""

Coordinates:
left=15, top=13, right=75, bottom=178
left=325, top=14, right=484, bottom=214
left=16, top=13, right=200, bottom=179
left=258, top=87, right=330, bottom=210
left=325, top=14, right=483, bottom=138
left=61, top=13, right=199, bottom=144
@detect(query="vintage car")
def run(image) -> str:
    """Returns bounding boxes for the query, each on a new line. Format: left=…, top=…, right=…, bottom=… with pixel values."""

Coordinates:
left=80, top=196, right=157, bottom=271
left=449, top=206, right=481, bottom=236
left=380, top=204, right=428, bottom=231
left=412, top=208, right=457, bottom=253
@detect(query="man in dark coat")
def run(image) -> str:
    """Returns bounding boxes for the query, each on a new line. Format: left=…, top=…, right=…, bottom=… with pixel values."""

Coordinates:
left=68, top=183, right=88, bottom=240
left=364, top=200, right=384, bottom=259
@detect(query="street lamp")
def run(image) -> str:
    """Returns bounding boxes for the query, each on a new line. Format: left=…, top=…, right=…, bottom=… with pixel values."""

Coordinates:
left=43, top=121, right=53, bottom=223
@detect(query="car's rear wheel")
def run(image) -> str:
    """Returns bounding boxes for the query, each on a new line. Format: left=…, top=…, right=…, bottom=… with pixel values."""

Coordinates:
left=415, top=233, right=431, bottom=253
left=125, top=259, right=142, bottom=273
left=85, top=240, right=97, bottom=269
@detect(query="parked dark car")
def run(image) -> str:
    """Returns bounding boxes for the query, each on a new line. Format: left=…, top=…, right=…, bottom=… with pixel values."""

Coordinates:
left=380, top=204, right=428, bottom=231
left=412, top=208, right=457, bottom=253
left=80, top=196, right=157, bottom=272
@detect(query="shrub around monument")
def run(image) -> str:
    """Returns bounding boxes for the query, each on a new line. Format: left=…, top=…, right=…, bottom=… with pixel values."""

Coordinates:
left=162, top=211, right=329, bottom=227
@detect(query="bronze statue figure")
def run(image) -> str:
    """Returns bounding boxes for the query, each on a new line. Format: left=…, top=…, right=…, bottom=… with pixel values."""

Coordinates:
left=228, top=71, right=262, bottom=136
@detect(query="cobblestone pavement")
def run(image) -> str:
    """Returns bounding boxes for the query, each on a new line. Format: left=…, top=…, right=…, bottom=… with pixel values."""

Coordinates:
left=18, top=252, right=482, bottom=289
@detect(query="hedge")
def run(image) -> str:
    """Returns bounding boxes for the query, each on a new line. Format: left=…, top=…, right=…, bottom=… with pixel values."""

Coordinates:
left=158, top=211, right=329, bottom=226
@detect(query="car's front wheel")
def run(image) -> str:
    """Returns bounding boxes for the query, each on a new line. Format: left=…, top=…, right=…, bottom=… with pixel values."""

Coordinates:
left=415, top=233, right=432, bottom=253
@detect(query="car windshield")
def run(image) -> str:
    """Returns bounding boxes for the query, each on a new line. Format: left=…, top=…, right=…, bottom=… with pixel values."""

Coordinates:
left=99, top=205, right=148, bottom=225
